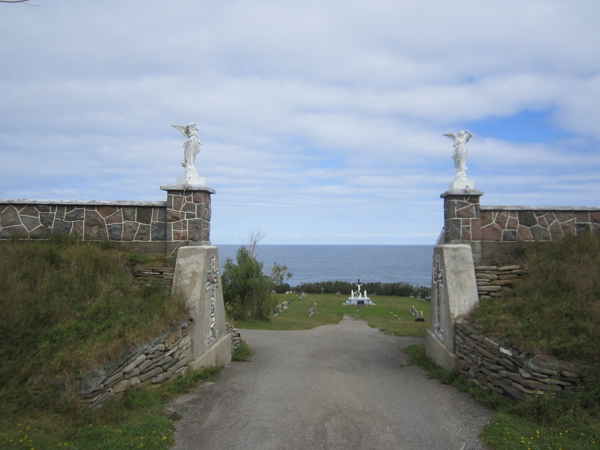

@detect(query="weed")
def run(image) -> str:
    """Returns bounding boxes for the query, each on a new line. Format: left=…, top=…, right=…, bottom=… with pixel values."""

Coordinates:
left=232, top=340, right=253, bottom=362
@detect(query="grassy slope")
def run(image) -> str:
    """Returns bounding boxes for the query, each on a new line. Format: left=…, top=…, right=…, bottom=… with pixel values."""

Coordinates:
left=469, top=233, right=600, bottom=364
left=406, top=233, right=600, bottom=450
left=0, top=238, right=199, bottom=449
left=232, top=293, right=430, bottom=337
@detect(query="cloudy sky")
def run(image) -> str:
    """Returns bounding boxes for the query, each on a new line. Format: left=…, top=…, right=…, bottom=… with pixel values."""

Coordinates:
left=1, top=0, right=599, bottom=244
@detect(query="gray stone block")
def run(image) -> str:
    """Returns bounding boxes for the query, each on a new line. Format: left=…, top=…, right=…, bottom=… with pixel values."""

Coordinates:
left=123, top=207, right=136, bottom=221
left=0, top=225, right=28, bottom=238
left=530, top=225, right=550, bottom=241
left=137, top=207, right=152, bottom=224
left=21, top=215, right=40, bottom=231
left=84, top=210, right=108, bottom=240
left=65, top=209, right=85, bottom=221
left=502, top=230, right=517, bottom=241
left=52, top=219, right=73, bottom=236
left=518, top=210, right=537, bottom=227
left=31, top=226, right=52, bottom=239
left=40, top=212, right=55, bottom=227
left=108, top=224, right=123, bottom=241
left=1, top=206, right=20, bottom=227
left=151, top=222, right=167, bottom=241
left=134, top=224, right=151, bottom=241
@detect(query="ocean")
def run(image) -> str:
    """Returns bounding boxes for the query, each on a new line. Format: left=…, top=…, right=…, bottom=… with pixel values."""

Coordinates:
left=216, top=245, right=433, bottom=288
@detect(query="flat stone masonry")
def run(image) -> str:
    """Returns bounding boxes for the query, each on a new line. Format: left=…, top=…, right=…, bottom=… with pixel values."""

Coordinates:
left=455, top=321, right=585, bottom=401
left=77, top=318, right=195, bottom=408
left=475, top=264, right=527, bottom=302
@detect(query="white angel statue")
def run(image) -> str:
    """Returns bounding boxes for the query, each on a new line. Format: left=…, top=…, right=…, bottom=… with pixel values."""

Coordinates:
left=443, top=130, right=473, bottom=179
left=172, top=122, right=203, bottom=180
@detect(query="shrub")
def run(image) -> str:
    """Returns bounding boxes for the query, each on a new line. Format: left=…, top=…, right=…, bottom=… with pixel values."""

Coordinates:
left=222, top=246, right=277, bottom=321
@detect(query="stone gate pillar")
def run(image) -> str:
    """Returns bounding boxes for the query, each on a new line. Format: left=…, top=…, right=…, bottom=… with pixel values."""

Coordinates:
left=160, top=184, right=215, bottom=258
left=171, top=245, right=231, bottom=371
left=441, top=188, right=484, bottom=244
left=426, top=244, right=479, bottom=371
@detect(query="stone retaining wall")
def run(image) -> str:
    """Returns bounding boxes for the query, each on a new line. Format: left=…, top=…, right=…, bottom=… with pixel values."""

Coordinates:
left=78, top=318, right=195, bottom=408
left=455, top=321, right=583, bottom=401
left=132, top=266, right=175, bottom=289
left=475, top=264, right=526, bottom=301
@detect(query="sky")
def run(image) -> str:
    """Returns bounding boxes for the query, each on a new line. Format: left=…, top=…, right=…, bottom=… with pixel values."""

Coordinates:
left=1, top=0, right=599, bottom=245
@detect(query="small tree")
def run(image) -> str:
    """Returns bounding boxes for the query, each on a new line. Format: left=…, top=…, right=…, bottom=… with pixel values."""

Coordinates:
left=222, top=246, right=276, bottom=321
left=270, top=262, right=292, bottom=293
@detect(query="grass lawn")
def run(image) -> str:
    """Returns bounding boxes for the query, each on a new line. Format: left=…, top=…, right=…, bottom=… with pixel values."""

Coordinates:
left=232, top=293, right=430, bottom=337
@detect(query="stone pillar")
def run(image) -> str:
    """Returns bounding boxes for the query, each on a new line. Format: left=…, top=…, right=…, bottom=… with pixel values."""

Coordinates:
left=171, top=246, right=231, bottom=371
left=441, top=189, right=484, bottom=244
left=160, top=184, right=215, bottom=259
left=426, top=244, right=479, bottom=371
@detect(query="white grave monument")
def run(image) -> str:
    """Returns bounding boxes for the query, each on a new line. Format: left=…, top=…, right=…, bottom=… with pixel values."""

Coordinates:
left=344, top=279, right=375, bottom=306
left=443, top=130, right=474, bottom=191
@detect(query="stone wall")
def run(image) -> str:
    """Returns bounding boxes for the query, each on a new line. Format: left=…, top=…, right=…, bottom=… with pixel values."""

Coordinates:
left=479, top=207, right=600, bottom=242
left=455, top=321, right=584, bottom=401
left=78, top=318, right=195, bottom=408
left=132, top=266, right=175, bottom=289
left=475, top=264, right=526, bottom=301
left=0, top=201, right=166, bottom=242
left=0, top=184, right=215, bottom=260
left=441, top=189, right=600, bottom=265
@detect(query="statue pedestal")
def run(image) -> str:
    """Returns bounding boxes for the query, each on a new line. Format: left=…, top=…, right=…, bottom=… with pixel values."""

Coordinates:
left=448, top=178, right=475, bottom=192
left=440, top=188, right=484, bottom=244
left=160, top=184, right=216, bottom=257
left=176, top=176, right=205, bottom=185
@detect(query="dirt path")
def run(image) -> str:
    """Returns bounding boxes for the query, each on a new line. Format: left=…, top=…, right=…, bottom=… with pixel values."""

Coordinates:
left=171, top=316, right=492, bottom=450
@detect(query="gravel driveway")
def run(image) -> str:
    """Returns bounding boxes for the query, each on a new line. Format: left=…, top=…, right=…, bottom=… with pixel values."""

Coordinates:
left=171, top=316, right=492, bottom=450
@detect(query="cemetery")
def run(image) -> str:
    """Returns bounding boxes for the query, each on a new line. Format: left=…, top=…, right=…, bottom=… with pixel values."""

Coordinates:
left=0, top=124, right=598, bottom=450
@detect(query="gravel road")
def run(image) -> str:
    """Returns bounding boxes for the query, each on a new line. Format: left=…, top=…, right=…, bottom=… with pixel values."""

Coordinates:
left=171, top=316, right=492, bottom=450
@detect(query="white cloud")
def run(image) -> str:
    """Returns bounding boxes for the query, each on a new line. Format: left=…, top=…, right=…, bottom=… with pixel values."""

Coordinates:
left=1, top=0, right=599, bottom=244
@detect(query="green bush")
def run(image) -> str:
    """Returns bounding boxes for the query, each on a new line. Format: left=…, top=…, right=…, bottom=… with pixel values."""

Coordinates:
left=222, top=246, right=277, bottom=321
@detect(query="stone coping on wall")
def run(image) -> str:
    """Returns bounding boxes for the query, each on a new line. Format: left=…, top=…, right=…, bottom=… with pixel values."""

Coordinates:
left=160, top=184, right=216, bottom=193
left=481, top=205, right=600, bottom=211
left=0, top=199, right=166, bottom=207
left=440, top=189, right=485, bottom=198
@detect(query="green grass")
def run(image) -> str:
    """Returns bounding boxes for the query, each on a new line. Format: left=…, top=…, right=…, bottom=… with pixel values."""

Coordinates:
left=469, top=232, right=600, bottom=364
left=0, top=238, right=200, bottom=449
left=231, top=293, right=430, bottom=337
left=0, top=366, right=222, bottom=450
left=405, top=343, right=600, bottom=450
left=231, top=340, right=253, bottom=362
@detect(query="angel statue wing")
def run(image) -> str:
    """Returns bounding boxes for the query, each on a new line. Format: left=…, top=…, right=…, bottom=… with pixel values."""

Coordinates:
left=443, top=133, right=457, bottom=143
left=171, top=124, right=188, bottom=137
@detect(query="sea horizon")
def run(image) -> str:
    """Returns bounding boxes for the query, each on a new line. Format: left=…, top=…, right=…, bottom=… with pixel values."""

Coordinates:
left=216, top=244, right=433, bottom=288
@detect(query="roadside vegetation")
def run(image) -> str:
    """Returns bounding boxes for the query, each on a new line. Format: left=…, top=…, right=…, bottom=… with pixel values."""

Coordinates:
left=0, top=237, right=219, bottom=449
left=406, top=232, right=600, bottom=450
